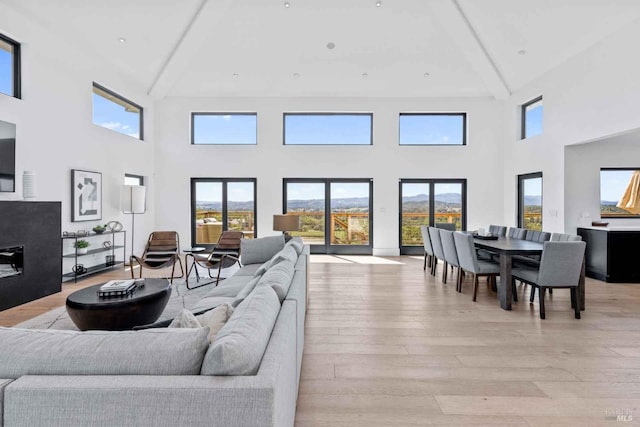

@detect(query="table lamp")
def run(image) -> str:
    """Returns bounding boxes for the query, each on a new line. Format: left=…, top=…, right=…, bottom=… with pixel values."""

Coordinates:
left=273, top=214, right=300, bottom=241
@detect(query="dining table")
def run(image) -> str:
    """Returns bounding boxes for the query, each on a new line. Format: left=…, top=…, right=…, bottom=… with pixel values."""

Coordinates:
left=472, top=236, right=586, bottom=311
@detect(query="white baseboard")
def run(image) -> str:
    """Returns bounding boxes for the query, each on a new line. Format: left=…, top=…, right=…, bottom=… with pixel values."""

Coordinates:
left=372, top=248, right=400, bottom=256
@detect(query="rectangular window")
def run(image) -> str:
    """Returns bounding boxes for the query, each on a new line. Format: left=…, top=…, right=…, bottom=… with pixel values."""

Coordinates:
left=191, top=113, right=257, bottom=145
left=283, top=113, right=372, bottom=145
left=0, top=33, right=20, bottom=98
left=399, top=179, right=467, bottom=254
left=399, top=113, right=466, bottom=145
left=191, top=178, right=257, bottom=247
left=124, top=174, right=144, bottom=186
left=600, top=168, right=640, bottom=218
left=92, top=83, right=143, bottom=140
left=521, top=96, right=543, bottom=139
left=518, top=172, right=543, bottom=230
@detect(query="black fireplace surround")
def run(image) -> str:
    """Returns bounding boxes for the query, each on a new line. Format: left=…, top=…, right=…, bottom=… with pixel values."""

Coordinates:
left=0, top=201, right=61, bottom=311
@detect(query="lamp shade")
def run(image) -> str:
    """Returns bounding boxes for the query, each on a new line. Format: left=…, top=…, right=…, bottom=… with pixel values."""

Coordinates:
left=273, top=214, right=300, bottom=232
left=120, top=185, right=146, bottom=214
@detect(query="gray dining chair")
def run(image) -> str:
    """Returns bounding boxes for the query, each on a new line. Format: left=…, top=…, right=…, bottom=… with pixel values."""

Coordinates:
left=513, top=230, right=551, bottom=265
left=428, top=226, right=446, bottom=278
left=420, top=225, right=435, bottom=273
left=511, top=241, right=586, bottom=319
left=488, top=225, right=507, bottom=236
left=550, top=233, right=582, bottom=242
left=508, top=227, right=527, bottom=239
left=453, top=232, right=500, bottom=300
left=440, top=229, right=462, bottom=287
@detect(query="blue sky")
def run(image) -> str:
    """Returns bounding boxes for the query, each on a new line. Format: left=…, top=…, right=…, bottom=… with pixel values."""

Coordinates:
left=0, top=44, right=13, bottom=96
left=525, top=101, right=543, bottom=138
left=523, top=177, right=542, bottom=197
left=285, top=115, right=371, bottom=145
left=196, top=182, right=255, bottom=202
left=400, top=115, right=464, bottom=145
left=92, top=92, right=140, bottom=139
left=193, top=114, right=257, bottom=145
left=601, top=170, right=637, bottom=201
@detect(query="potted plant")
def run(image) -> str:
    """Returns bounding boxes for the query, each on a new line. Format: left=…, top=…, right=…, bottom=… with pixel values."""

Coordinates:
left=93, top=224, right=107, bottom=234
left=74, top=239, right=90, bottom=255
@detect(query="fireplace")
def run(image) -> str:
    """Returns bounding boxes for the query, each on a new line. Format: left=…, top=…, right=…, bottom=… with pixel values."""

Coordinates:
left=0, top=245, right=23, bottom=279
left=0, top=201, right=61, bottom=311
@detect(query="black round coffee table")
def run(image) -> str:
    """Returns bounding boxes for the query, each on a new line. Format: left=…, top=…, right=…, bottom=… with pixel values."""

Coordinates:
left=66, top=278, right=171, bottom=331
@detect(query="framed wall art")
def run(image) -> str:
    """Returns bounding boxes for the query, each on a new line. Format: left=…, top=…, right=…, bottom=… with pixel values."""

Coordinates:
left=71, top=169, right=102, bottom=222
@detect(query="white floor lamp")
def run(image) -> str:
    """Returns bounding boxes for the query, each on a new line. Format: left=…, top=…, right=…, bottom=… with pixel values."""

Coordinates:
left=120, top=185, right=146, bottom=265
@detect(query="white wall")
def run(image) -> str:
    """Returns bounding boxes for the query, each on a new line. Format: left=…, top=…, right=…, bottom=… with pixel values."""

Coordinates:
left=565, top=131, right=640, bottom=234
left=154, top=96, right=505, bottom=255
left=502, top=17, right=640, bottom=233
left=0, top=3, right=155, bottom=263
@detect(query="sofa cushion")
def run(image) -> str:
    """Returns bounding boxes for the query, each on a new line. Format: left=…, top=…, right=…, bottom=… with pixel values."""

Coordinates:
left=203, top=275, right=252, bottom=298
left=233, top=263, right=262, bottom=277
left=0, top=327, right=210, bottom=378
left=201, top=285, right=280, bottom=376
left=191, top=296, right=236, bottom=313
left=167, top=305, right=235, bottom=342
left=240, top=235, right=285, bottom=265
left=231, top=275, right=261, bottom=307
left=286, top=237, right=304, bottom=255
left=254, top=244, right=298, bottom=278
left=258, top=260, right=295, bottom=303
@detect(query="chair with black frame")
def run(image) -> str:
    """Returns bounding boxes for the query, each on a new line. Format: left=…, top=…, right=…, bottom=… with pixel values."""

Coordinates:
left=186, top=231, right=244, bottom=289
left=511, top=241, right=586, bottom=319
left=130, top=231, right=184, bottom=284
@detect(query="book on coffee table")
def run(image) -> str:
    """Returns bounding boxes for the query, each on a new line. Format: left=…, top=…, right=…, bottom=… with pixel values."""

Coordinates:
left=99, top=280, right=136, bottom=292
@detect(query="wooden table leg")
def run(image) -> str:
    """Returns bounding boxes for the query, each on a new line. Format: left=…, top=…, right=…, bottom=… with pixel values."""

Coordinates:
left=498, top=253, right=512, bottom=310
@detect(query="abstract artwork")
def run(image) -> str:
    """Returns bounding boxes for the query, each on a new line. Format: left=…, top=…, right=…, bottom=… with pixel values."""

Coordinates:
left=71, top=169, right=102, bottom=222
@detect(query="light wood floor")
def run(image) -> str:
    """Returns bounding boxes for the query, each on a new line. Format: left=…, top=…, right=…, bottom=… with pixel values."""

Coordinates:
left=2, top=255, right=640, bottom=426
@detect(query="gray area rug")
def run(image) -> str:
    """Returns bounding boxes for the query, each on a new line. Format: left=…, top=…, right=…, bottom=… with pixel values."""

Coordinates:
left=14, top=277, right=223, bottom=331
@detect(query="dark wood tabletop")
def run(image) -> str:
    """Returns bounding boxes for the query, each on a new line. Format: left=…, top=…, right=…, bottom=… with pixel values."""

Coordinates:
left=473, top=236, right=544, bottom=255
left=66, top=278, right=170, bottom=308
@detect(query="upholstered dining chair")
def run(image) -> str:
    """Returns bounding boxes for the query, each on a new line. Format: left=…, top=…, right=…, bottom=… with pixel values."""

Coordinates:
left=420, top=225, right=435, bottom=273
left=550, top=233, right=582, bottom=242
left=186, top=230, right=244, bottom=289
left=428, top=226, right=446, bottom=279
left=453, top=232, right=500, bottom=300
left=440, top=229, right=462, bottom=288
left=488, top=225, right=507, bottom=236
left=511, top=241, right=586, bottom=319
left=508, top=227, right=527, bottom=239
left=130, top=231, right=184, bottom=284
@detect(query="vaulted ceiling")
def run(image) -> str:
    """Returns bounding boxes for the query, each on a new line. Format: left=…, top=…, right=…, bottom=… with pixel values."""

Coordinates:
left=6, top=0, right=640, bottom=98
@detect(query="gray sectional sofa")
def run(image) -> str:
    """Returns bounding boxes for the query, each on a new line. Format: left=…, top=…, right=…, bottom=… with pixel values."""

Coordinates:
left=0, top=235, right=308, bottom=427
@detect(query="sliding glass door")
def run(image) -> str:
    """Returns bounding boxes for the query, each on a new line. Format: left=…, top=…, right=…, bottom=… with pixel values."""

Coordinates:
left=191, top=178, right=256, bottom=248
left=399, top=179, right=466, bottom=254
left=284, top=178, right=372, bottom=254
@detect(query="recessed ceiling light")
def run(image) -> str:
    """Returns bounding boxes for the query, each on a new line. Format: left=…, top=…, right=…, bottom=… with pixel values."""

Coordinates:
left=118, top=37, right=126, bottom=43
left=284, top=1, right=290, bottom=8
left=293, top=73, right=300, bottom=78
left=376, top=1, right=382, bottom=7
left=424, top=72, right=430, bottom=77
left=233, top=73, right=239, bottom=78
left=518, top=49, right=527, bottom=55
left=326, top=42, right=335, bottom=50
left=362, top=72, right=368, bottom=78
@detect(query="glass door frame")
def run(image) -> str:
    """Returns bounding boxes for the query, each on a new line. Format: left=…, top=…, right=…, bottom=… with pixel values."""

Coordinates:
left=283, top=178, right=373, bottom=255
left=399, top=178, right=467, bottom=255
left=517, top=172, right=543, bottom=230
left=190, top=178, right=257, bottom=249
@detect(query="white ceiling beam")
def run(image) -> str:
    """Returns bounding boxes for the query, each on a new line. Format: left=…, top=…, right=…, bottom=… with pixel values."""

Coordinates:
left=148, top=0, right=233, bottom=99
left=428, top=0, right=510, bottom=100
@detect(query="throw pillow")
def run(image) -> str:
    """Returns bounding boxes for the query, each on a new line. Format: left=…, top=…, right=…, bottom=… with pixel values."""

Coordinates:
left=253, top=245, right=298, bottom=278
left=168, top=309, right=201, bottom=328
left=285, top=237, right=304, bottom=255
left=240, top=235, right=285, bottom=265
left=196, top=303, right=234, bottom=342
left=258, top=260, right=295, bottom=302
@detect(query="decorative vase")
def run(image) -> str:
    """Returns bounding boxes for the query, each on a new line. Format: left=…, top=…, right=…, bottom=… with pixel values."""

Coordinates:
left=23, top=171, right=36, bottom=200
left=77, top=247, right=88, bottom=255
